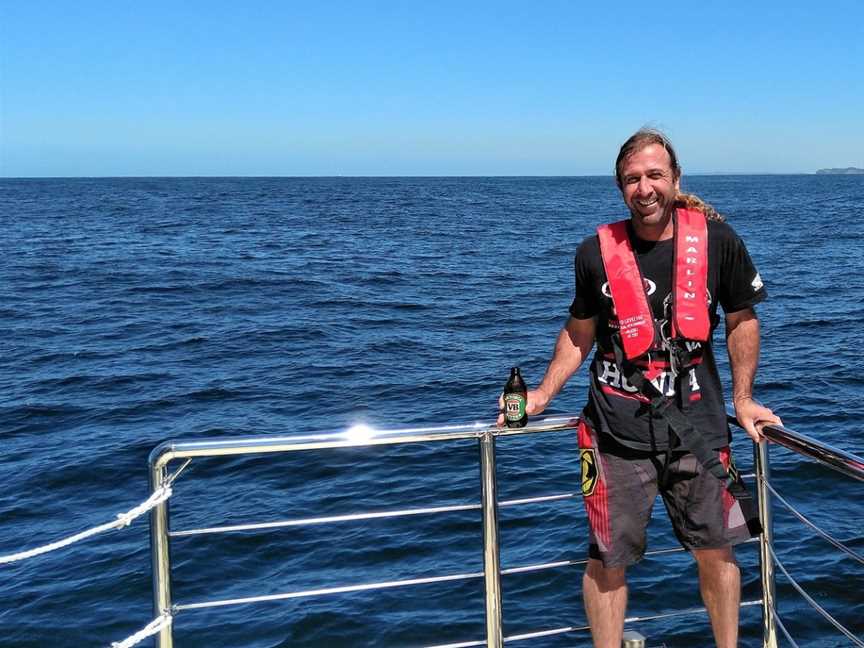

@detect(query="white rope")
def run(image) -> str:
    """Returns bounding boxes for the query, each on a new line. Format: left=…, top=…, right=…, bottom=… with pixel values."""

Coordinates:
left=110, top=613, right=173, bottom=648
left=0, top=486, right=172, bottom=565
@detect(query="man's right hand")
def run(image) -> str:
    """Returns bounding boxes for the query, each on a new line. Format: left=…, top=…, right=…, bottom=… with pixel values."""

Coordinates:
left=496, top=387, right=551, bottom=427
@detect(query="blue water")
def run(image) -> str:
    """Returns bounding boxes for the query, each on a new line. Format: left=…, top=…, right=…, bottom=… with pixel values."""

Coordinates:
left=1, top=176, right=862, bottom=648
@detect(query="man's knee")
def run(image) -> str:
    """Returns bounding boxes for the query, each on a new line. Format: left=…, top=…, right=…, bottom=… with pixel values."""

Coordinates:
left=584, top=557, right=627, bottom=591
left=692, top=546, right=738, bottom=570
left=693, top=547, right=737, bottom=565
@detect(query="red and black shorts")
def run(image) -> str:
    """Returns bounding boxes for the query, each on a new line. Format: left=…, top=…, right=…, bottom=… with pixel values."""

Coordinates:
left=577, top=418, right=755, bottom=568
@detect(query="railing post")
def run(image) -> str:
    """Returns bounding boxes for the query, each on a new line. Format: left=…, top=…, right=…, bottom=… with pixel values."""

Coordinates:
left=479, top=429, right=504, bottom=648
left=754, top=439, right=778, bottom=648
left=150, top=460, right=174, bottom=648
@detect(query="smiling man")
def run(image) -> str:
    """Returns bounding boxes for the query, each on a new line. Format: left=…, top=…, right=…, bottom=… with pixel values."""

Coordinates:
left=515, top=129, right=780, bottom=647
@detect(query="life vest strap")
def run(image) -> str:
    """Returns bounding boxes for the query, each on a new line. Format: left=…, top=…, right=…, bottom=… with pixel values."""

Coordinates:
left=597, top=220, right=656, bottom=359
left=673, top=208, right=710, bottom=341
left=611, top=340, right=759, bottom=523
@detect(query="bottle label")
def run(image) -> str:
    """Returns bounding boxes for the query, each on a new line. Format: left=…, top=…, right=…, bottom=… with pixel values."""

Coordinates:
left=504, top=393, right=526, bottom=420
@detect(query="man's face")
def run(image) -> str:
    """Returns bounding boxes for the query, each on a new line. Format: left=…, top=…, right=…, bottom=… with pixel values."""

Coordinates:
left=619, top=143, right=680, bottom=229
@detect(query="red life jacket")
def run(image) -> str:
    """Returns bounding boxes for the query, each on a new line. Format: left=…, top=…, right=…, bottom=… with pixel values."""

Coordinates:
left=597, top=207, right=710, bottom=364
left=595, top=209, right=761, bottom=521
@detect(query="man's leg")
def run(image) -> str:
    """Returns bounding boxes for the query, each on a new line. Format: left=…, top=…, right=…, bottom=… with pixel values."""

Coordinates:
left=577, top=420, right=656, bottom=647
left=661, top=448, right=756, bottom=648
left=693, top=547, right=740, bottom=648
left=583, top=558, right=627, bottom=648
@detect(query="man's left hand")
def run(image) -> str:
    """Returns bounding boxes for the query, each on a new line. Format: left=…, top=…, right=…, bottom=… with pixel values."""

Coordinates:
left=734, top=397, right=782, bottom=443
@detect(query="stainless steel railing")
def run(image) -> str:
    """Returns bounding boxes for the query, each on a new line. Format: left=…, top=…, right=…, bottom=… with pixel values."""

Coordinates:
left=148, top=414, right=864, bottom=647
left=731, top=417, right=864, bottom=648
left=148, top=415, right=583, bottom=648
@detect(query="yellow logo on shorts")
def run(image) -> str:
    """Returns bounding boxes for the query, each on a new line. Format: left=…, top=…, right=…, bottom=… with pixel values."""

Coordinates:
left=580, top=448, right=598, bottom=496
left=727, top=455, right=740, bottom=484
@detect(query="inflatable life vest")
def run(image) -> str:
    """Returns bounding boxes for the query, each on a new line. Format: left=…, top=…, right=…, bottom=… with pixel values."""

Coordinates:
left=595, top=208, right=759, bottom=521
left=597, top=207, right=710, bottom=367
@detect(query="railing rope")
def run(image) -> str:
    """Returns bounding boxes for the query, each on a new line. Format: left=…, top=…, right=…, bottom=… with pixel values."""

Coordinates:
left=770, top=603, right=801, bottom=648
left=0, top=485, right=172, bottom=566
left=768, top=542, right=864, bottom=647
left=110, top=613, right=173, bottom=648
left=763, top=479, right=864, bottom=564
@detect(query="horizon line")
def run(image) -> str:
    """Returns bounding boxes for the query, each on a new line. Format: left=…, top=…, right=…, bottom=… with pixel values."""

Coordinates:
left=0, top=172, right=825, bottom=180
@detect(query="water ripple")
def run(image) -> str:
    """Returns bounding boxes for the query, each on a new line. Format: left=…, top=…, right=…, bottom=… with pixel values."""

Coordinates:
left=1, top=175, right=862, bottom=647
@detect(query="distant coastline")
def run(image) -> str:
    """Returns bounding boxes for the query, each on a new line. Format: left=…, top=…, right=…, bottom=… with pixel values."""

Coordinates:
left=815, top=167, right=864, bottom=175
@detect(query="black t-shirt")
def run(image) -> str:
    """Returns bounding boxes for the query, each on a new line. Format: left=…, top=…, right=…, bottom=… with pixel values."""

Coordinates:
left=569, top=219, right=766, bottom=451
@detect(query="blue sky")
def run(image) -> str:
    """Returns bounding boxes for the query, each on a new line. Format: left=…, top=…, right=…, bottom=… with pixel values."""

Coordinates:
left=1, top=1, right=862, bottom=176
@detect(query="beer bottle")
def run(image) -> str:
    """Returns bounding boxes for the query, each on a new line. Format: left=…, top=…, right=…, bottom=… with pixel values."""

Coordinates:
left=503, top=367, right=528, bottom=428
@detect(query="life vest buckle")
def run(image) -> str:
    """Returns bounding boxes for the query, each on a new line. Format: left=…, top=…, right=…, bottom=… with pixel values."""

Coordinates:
left=668, top=340, right=688, bottom=379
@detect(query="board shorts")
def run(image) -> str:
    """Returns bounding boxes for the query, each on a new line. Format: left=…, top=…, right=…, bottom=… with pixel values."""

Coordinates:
left=577, top=418, right=756, bottom=568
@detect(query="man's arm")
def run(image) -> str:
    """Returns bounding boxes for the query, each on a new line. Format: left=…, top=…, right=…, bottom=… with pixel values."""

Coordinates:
left=725, top=308, right=781, bottom=442
left=496, top=316, right=596, bottom=426
left=532, top=316, right=596, bottom=413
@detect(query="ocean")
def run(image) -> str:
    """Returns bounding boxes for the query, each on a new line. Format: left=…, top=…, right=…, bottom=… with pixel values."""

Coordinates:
left=1, top=175, right=862, bottom=647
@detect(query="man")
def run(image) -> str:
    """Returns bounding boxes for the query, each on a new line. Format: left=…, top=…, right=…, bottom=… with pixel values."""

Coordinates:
left=503, top=129, right=781, bottom=647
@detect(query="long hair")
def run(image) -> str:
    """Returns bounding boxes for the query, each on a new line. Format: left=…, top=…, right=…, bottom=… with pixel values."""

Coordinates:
left=675, top=192, right=726, bottom=222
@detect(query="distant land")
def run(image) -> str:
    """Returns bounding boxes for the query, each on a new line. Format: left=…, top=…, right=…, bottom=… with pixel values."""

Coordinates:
left=815, top=167, right=864, bottom=175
